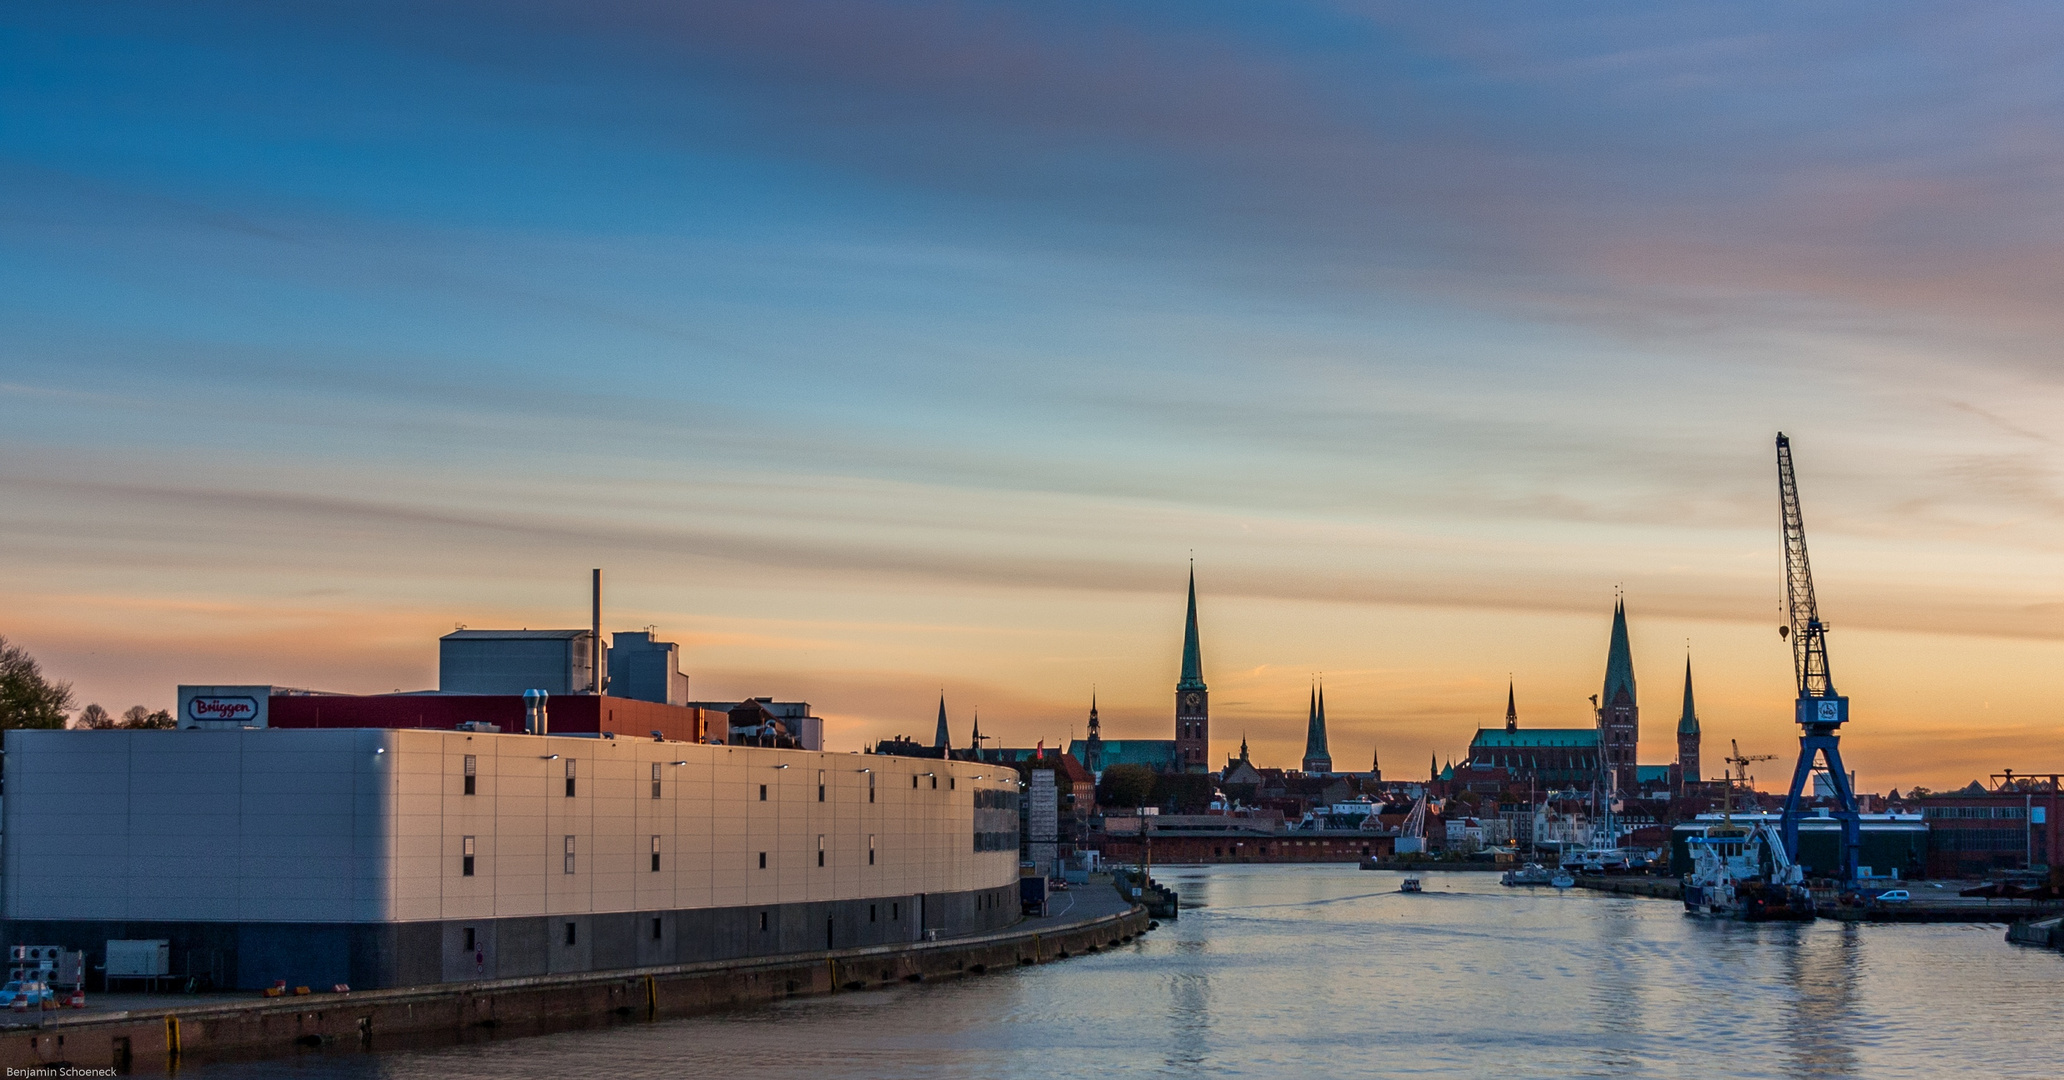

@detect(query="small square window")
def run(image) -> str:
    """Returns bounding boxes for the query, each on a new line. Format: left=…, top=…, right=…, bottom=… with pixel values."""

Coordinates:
left=758, top=851, right=767, bottom=869
left=463, top=755, right=477, bottom=796
left=462, top=835, right=476, bottom=877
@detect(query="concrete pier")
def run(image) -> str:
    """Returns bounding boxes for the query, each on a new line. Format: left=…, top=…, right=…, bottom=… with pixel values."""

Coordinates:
left=0, top=896, right=1148, bottom=1074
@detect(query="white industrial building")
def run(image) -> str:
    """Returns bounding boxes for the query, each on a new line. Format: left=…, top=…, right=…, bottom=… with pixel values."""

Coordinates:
left=1, top=728, right=1021, bottom=990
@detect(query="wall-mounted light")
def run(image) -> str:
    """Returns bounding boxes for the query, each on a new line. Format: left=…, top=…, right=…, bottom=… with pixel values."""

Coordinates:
left=375, top=748, right=386, bottom=755
left=857, top=768, right=872, bottom=774
left=541, top=754, right=560, bottom=760
left=774, top=763, right=790, bottom=769
left=670, top=760, right=688, bottom=766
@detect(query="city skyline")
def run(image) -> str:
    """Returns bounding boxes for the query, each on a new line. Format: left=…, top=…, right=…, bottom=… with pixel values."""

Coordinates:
left=5, top=2, right=2063, bottom=789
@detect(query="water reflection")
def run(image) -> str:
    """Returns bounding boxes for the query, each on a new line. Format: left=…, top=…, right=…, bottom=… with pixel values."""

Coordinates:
left=189, top=866, right=2060, bottom=1080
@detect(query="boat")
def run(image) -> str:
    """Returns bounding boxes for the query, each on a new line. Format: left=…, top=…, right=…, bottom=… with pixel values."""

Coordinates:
left=1400, top=876, right=1423, bottom=893
left=1501, top=862, right=1554, bottom=886
left=1680, top=744, right=1817, bottom=921
left=1550, top=870, right=1575, bottom=889
left=1681, top=819, right=1815, bottom=921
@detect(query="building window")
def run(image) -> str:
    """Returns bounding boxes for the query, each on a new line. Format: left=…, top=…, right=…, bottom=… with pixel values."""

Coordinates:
left=870, top=904, right=877, bottom=923
left=462, top=835, right=476, bottom=877
left=651, top=835, right=661, bottom=872
left=564, top=835, right=576, bottom=874
left=564, top=922, right=577, bottom=946
left=868, top=834, right=876, bottom=866
left=818, top=770, right=826, bottom=802
left=463, top=755, right=477, bottom=796
left=931, top=775, right=938, bottom=790
left=759, top=911, right=769, bottom=932
left=869, top=773, right=876, bottom=803
left=913, top=775, right=919, bottom=789
left=950, top=777, right=956, bottom=790
left=817, top=835, right=826, bottom=867
left=892, top=902, right=899, bottom=920
left=651, top=917, right=663, bottom=941
left=758, top=851, right=767, bottom=869
left=651, top=762, right=662, bottom=799
left=759, top=784, right=768, bottom=801
left=565, top=759, right=576, bottom=798
left=463, top=927, right=476, bottom=951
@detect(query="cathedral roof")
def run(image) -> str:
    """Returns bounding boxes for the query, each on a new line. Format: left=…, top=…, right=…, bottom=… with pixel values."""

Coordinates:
left=1178, top=566, right=1207, bottom=691
left=1469, top=727, right=1600, bottom=749
left=1067, top=738, right=1179, bottom=772
left=1602, top=598, right=1636, bottom=707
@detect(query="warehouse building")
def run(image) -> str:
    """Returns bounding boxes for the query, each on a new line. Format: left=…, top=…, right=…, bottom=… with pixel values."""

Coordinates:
left=1, top=728, right=1021, bottom=991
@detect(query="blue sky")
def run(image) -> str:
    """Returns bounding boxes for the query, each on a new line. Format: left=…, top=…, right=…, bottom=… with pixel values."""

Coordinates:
left=4, top=2, right=2062, bottom=785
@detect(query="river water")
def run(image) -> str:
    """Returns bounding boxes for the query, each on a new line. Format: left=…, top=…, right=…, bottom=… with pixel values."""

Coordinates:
left=197, top=866, right=2060, bottom=1079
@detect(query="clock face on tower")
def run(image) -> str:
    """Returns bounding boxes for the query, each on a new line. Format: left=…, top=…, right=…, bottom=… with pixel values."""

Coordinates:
left=1184, top=692, right=1200, bottom=708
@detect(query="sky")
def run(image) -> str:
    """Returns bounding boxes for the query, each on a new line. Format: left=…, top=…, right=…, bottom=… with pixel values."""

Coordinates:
left=3, top=1, right=2063, bottom=791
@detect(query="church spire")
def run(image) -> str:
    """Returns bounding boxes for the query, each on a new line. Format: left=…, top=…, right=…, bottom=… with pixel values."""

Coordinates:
left=1239, top=731, right=1250, bottom=764
left=1505, top=679, right=1518, bottom=733
left=1678, top=657, right=1699, bottom=736
left=969, top=707, right=983, bottom=756
left=932, top=694, right=951, bottom=751
left=1603, top=597, right=1636, bottom=707
left=1178, top=563, right=1206, bottom=691
left=1302, top=680, right=1332, bottom=774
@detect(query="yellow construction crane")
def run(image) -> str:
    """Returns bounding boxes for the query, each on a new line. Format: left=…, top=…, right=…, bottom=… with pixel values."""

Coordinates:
left=1718, top=739, right=1776, bottom=821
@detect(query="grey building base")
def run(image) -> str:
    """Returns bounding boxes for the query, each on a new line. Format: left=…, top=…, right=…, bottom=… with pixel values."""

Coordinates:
left=2, top=883, right=1020, bottom=991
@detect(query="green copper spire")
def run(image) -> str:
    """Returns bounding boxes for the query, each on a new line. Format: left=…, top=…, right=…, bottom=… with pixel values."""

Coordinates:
left=1178, top=564, right=1206, bottom=691
left=1602, top=598, right=1636, bottom=707
left=933, top=694, right=951, bottom=751
left=1303, top=683, right=1331, bottom=768
left=1678, top=657, right=1699, bottom=735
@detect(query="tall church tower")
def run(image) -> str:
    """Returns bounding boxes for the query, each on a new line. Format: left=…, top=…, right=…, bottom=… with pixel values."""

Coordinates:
left=1174, top=566, right=1209, bottom=774
left=1597, top=599, right=1639, bottom=796
left=1302, top=683, right=1333, bottom=774
left=1676, top=657, right=1700, bottom=793
left=1084, top=694, right=1104, bottom=775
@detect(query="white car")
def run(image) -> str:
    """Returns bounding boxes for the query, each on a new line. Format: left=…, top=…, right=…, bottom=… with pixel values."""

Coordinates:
left=1873, top=889, right=1911, bottom=903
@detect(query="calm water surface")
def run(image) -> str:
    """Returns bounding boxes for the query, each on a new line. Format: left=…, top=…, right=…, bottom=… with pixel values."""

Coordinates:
left=198, top=866, right=2061, bottom=1079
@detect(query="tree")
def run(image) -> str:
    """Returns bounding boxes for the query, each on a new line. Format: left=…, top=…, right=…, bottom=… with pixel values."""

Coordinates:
left=119, top=705, right=175, bottom=729
left=78, top=703, right=115, bottom=729
left=1097, top=764, right=1156, bottom=809
left=1151, top=772, right=1215, bottom=814
left=0, top=636, right=73, bottom=729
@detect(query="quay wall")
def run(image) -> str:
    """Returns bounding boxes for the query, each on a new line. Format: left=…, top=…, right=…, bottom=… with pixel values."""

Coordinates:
left=3, top=729, right=1022, bottom=988
left=1096, top=833, right=1392, bottom=864
left=0, top=904, right=1150, bottom=1074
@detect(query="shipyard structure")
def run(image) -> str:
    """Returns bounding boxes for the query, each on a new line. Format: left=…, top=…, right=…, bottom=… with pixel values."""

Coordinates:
left=0, top=574, right=1022, bottom=992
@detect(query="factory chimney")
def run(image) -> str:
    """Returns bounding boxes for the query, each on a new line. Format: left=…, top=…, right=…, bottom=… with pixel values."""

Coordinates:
left=591, top=568, right=606, bottom=695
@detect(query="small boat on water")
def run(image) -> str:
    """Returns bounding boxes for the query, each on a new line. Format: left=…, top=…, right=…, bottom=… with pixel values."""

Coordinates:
left=1400, top=876, right=1423, bottom=893
left=1501, top=863, right=1554, bottom=886
left=1549, top=871, right=1575, bottom=889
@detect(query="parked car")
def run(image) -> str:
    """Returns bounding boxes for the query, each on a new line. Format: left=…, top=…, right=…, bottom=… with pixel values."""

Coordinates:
left=1873, top=889, right=1911, bottom=903
left=2, top=980, right=54, bottom=1010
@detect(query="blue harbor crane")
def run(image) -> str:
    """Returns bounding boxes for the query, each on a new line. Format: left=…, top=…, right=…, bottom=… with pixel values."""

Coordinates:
left=1774, top=433, right=1861, bottom=884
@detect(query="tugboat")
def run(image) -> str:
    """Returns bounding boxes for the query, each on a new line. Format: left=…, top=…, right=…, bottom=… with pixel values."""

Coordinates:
left=1549, top=869, right=1575, bottom=889
left=1399, top=876, right=1423, bottom=893
left=1680, top=743, right=1816, bottom=921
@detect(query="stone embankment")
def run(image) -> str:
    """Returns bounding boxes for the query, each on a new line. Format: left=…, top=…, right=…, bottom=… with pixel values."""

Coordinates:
left=1, top=902, right=1149, bottom=1074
